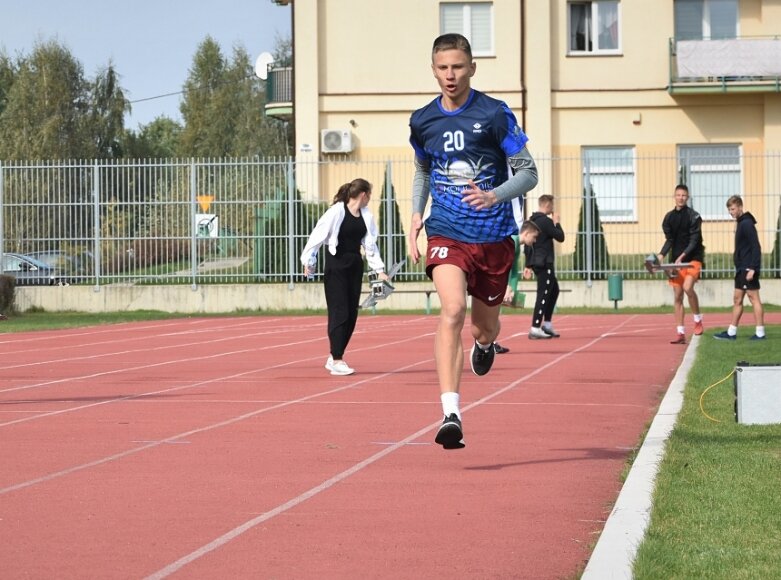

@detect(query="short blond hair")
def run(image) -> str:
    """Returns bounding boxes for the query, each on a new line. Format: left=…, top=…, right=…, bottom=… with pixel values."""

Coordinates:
left=726, top=195, right=743, bottom=208
left=432, top=33, right=472, bottom=61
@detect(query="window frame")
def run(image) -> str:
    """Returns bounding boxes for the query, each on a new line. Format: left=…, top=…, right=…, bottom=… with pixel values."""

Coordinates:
left=439, top=2, right=495, bottom=58
left=678, top=144, right=743, bottom=221
left=567, top=0, right=622, bottom=56
left=582, top=145, right=637, bottom=223
left=674, top=0, right=739, bottom=41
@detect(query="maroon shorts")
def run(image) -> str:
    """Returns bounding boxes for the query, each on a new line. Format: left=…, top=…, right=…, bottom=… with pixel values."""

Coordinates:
left=425, top=235, right=515, bottom=307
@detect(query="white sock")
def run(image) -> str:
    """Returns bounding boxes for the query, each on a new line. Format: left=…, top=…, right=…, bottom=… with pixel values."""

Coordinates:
left=693, top=314, right=703, bottom=323
left=677, top=326, right=685, bottom=335
left=476, top=341, right=492, bottom=351
left=728, top=325, right=738, bottom=336
left=543, top=321, right=553, bottom=330
left=441, top=392, right=460, bottom=419
left=755, top=326, right=765, bottom=337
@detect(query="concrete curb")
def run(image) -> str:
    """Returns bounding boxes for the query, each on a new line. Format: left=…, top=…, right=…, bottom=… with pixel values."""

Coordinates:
left=581, top=336, right=699, bottom=579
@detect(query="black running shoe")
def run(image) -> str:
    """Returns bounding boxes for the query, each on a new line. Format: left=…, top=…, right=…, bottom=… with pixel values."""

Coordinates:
left=493, top=342, right=510, bottom=354
left=435, top=413, right=465, bottom=449
left=542, top=327, right=560, bottom=338
left=470, top=341, right=495, bottom=376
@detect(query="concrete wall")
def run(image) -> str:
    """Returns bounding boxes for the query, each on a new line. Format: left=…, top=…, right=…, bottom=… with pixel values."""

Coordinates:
left=13, top=279, right=779, bottom=314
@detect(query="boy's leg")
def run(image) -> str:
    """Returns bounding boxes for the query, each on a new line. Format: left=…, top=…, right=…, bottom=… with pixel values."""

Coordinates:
left=747, top=289, right=765, bottom=329
left=682, top=275, right=700, bottom=315
left=431, top=264, right=469, bottom=450
left=672, top=284, right=685, bottom=327
left=730, top=288, right=745, bottom=327
left=470, top=297, right=501, bottom=345
left=431, top=264, right=468, bottom=397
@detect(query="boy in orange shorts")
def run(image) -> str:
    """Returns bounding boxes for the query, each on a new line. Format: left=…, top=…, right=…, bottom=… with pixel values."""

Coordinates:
left=657, top=184, right=705, bottom=344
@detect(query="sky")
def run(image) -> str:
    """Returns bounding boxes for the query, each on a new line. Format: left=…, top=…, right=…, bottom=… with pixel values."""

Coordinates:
left=0, top=0, right=291, bottom=130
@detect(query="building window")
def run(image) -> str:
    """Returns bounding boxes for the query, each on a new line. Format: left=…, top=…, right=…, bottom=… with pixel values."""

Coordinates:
left=568, top=1, right=621, bottom=54
left=674, top=0, right=738, bottom=40
left=440, top=2, right=494, bottom=57
left=582, top=147, right=636, bottom=222
left=678, top=144, right=741, bottom=220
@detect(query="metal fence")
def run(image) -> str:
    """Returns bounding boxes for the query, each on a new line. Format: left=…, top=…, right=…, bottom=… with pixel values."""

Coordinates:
left=1, top=153, right=780, bottom=287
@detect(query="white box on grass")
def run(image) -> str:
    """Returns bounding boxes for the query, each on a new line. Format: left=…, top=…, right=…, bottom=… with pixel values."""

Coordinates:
left=734, top=362, right=781, bottom=425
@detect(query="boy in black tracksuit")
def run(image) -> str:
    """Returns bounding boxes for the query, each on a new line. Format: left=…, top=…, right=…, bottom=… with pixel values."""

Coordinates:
left=714, top=195, right=766, bottom=340
left=523, top=194, right=565, bottom=339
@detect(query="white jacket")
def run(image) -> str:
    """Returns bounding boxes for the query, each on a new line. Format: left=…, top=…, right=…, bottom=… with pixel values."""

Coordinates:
left=300, top=203, right=386, bottom=273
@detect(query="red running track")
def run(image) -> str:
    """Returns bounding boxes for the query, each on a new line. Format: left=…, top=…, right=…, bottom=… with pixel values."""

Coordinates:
left=0, top=313, right=719, bottom=578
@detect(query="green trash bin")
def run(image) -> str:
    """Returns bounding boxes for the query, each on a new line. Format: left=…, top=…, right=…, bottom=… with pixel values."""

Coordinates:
left=608, top=274, right=623, bottom=309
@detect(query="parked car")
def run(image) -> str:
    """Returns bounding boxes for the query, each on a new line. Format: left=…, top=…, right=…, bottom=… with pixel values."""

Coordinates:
left=27, top=249, right=94, bottom=276
left=1, top=252, right=71, bottom=286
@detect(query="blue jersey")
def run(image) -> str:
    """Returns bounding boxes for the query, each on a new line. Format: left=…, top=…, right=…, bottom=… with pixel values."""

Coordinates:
left=409, top=89, right=529, bottom=243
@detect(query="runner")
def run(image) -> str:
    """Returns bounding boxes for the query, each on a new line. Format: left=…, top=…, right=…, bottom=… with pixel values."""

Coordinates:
left=407, top=33, right=539, bottom=449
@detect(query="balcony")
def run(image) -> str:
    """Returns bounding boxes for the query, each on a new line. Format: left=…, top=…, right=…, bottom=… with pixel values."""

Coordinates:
left=669, top=36, right=781, bottom=94
left=265, top=67, right=293, bottom=120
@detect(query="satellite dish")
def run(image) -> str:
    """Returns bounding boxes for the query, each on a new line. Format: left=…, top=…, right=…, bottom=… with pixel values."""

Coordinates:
left=254, top=52, right=275, bottom=80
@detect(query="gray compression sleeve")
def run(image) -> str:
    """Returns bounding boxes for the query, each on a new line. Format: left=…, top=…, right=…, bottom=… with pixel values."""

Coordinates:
left=412, top=156, right=430, bottom=215
left=493, top=148, right=539, bottom=203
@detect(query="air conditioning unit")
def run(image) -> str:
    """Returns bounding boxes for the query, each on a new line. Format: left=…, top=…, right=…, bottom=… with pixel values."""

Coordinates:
left=321, top=129, right=354, bottom=154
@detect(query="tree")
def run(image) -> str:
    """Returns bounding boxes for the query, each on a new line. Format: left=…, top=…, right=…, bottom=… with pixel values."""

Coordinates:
left=177, top=36, right=289, bottom=158
left=770, top=201, right=781, bottom=279
left=272, top=33, right=293, bottom=67
left=0, top=40, right=128, bottom=160
left=0, top=40, right=92, bottom=159
left=0, top=52, right=15, bottom=120
left=378, top=163, right=406, bottom=270
left=90, top=64, right=130, bottom=159
left=178, top=37, right=231, bottom=157
left=574, top=186, right=610, bottom=279
left=122, top=116, right=183, bottom=159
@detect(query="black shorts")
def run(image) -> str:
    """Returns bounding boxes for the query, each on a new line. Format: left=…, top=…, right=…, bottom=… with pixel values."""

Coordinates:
left=735, top=269, right=760, bottom=291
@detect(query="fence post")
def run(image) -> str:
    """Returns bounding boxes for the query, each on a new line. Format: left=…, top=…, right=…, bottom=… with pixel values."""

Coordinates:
left=189, top=159, right=198, bottom=290
left=0, top=161, right=4, bottom=262
left=384, top=161, right=394, bottom=269
left=287, top=157, right=296, bottom=290
left=583, top=161, right=594, bottom=287
left=92, top=160, right=101, bottom=291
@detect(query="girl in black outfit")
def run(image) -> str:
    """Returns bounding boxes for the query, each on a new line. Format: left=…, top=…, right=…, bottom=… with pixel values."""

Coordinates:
left=301, top=179, right=388, bottom=375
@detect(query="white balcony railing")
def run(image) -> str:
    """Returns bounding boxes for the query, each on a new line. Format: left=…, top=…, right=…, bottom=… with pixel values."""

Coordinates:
left=670, top=36, right=781, bottom=93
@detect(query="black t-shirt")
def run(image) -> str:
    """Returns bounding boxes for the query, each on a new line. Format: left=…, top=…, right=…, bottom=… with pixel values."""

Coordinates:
left=336, top=205, right=366, bottom=256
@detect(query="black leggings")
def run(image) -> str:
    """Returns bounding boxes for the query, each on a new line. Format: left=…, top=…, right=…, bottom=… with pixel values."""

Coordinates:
left=324, top=252, right=364, bottom=359
left=531, top=265, right=560, bottom=328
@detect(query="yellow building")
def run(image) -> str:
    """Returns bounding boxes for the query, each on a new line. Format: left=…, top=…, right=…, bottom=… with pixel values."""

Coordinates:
left=270, top=0, right=781, bottom=270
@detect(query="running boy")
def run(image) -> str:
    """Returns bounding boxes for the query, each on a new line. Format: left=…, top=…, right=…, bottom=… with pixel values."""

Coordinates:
left=408, top=33, right=539, bottom=449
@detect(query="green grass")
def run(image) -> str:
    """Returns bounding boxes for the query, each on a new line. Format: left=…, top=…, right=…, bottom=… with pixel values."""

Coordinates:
left=0, top=309, right=203, bottom=332
left=634, top=327, right=781, bottom=579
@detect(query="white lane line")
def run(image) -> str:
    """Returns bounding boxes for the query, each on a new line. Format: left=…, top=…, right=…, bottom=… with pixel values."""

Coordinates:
left=0, top=351, right=432, bottom=497
left=0, top=316, right=421, bottom=372
left=0, top=331, right=433, bottom=426
left=145, top=316, right=638, bottom=579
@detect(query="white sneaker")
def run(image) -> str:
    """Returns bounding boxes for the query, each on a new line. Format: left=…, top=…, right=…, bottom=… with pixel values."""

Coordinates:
left=329, top=360, right=355, bottom=376
left=528, top=326, right=553, bottom=340
left=325, top=355, right=334, bottom=370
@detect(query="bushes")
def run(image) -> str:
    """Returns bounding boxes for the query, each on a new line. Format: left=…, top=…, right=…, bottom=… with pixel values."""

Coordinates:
left=573, top=187, right=610, bottom=279
left=0, top=275, right=15, bottom=314
left=770, top=202, right=781, bottom=279
left=378, top=166, right=407, bottom=270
